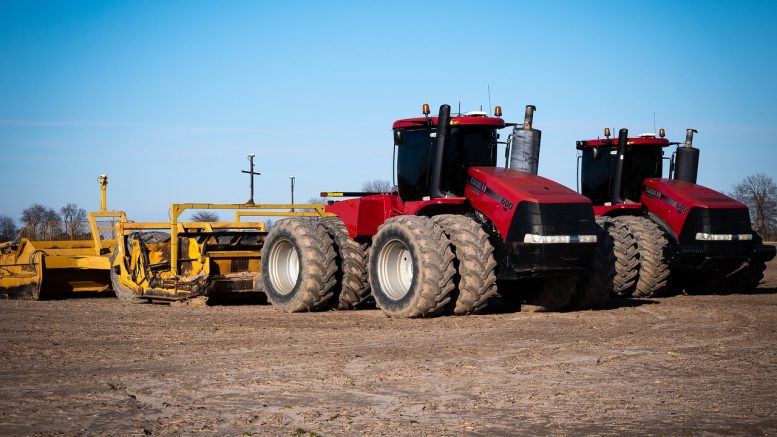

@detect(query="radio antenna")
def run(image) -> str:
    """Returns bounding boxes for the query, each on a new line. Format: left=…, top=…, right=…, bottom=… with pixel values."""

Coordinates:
left=653, top=111, right=657, bottom=134
left=488, top=85, right=492, bottom=114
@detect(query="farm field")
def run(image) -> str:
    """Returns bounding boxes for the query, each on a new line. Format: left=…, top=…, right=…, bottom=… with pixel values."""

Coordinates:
left=1, top=260, right=776, bottom=436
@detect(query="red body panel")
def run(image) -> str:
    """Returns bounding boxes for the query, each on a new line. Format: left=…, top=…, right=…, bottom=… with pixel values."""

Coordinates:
left=465, top=167, right=592, bottom=240
left=325, top=195, right=402, bottom=238
left=402, top=198, right=468, bottom=216
left=640, top=178, right=747, bottom=238
left=325, top=195, right=468, bottom=238
left=593, top=203, right=643, bottom=217
left=392, top=115, right=505, bottom=129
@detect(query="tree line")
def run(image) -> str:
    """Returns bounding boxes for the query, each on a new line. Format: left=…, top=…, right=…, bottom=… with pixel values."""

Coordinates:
left=0, top=203, right=87, bottom=242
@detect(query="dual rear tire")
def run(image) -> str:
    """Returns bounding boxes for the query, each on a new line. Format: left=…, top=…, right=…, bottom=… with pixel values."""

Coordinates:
left=368, top=216, right=456, bottom=318
left=262, top=219, right=338, bottom=312
left=599, top=215, right=670, bottom=298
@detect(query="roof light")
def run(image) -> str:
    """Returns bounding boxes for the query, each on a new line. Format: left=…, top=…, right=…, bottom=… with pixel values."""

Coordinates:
left=523, top=234, right=597, bottom=244
left=422, top=103, right=430, bottom=116
left=604, top=127, right=611, bottom=138
left=659, top=128, right=665, bottom=138
left=494, top=105, right=502, bottom=117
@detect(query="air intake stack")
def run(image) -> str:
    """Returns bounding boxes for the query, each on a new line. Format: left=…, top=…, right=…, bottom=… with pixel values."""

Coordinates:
left=508, top=105, right=541, bottom=174
left=673, top=129, right=700, bottom=184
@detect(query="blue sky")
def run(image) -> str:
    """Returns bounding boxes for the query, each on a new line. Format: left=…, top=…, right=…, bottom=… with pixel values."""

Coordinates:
left=2, top=1, right=776, bottom=222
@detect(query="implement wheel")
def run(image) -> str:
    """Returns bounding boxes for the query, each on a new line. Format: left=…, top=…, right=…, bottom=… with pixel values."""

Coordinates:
left=108, top=250, right=146, bottom=304
left=432, top=214, right=497, bottom=315
left=262, top=219, right=337, bottom=312
left=369, top=216, right=455, bottom=318
left=320, top=217, right=370, bottom=310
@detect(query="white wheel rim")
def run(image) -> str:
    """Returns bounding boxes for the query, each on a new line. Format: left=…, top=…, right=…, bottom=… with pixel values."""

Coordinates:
left=377, top=239, right=414, bottom=300
left=268, top=239, right=299, bottom=295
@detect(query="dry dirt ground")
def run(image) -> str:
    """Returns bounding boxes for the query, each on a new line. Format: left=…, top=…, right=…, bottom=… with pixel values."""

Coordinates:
left=2, top=260, right=777, bottom=436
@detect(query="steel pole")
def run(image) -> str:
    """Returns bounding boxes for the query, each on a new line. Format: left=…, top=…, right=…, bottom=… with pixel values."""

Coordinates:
left=290, top=176, right=295, bottom=212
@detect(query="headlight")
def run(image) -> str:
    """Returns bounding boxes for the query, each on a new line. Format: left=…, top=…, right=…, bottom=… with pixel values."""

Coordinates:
left=523, top=234, right=597, bottom=244
left=695, top=233, right=753, bottom=241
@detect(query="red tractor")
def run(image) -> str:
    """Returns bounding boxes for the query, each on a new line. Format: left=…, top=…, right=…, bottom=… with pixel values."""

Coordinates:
left=260, top=104, right=614, bottom=317
left=576, top=127, right=775, bottom=297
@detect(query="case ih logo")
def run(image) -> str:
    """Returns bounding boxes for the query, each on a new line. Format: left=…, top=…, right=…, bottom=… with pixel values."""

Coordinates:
left=643, top=186, right=687, bottom=213
left=469, top=176, right=487, bottom=193
left=469, top=177, right=513, bottom=211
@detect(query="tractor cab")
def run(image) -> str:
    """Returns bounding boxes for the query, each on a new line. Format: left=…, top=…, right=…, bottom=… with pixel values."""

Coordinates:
left=392, top=107, right=505, bottom=202
left=576, top=132, right=671, bottom=206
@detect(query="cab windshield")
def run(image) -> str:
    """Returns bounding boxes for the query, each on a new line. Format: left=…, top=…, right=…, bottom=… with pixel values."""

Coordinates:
left=396, top=125, right=496, bottom=201
left=580, top=145, right=663, bottom=204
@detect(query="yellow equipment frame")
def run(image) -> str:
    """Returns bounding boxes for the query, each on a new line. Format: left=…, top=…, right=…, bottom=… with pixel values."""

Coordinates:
left=139, top=203, right=333, bottom=276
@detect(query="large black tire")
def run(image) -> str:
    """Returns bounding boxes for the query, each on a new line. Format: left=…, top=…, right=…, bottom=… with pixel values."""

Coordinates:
left=571, top=222, right=615, bottom=309
left=320, top=217, right=370, bottom=310
left=262, top=219, right=337, bottom=312
left=108, top=250, right=146, bottom=304
left=622, top=216, right=670, bottom=298
left=368, top=215, right=455, bottom=318
left=432, top=215, right=497, bottom=315
left=599, top=216, right=640, bottom=297
left=726, top=261, right=767, bottom=293
left=521, top=276, right=579, bottom=312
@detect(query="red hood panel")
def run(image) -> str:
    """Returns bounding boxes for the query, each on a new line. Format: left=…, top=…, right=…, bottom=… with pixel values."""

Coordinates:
left=644, top=179, right=746, bottom=210
left=469, top=167, right=589, bottom=204
left=641, top=178, right=747, bottom=239
left=466, top=167, right=591, bottom=239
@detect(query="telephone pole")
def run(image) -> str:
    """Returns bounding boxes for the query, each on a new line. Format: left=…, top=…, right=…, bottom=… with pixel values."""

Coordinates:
left=242, top=154, right=261, bottom=204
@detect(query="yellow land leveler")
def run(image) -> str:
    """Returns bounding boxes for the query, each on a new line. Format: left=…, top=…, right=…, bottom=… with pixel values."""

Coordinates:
left=1, top=175, right=332, bottom=303
left=110, top=203, right=330, bottom=303
left=0, top=176, right=124, bottom=299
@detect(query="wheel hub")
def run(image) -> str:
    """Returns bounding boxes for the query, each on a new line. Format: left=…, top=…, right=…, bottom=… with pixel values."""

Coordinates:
left=377, top=239, right=414, bottom=300
left=268, top=239, right=299, bottom=295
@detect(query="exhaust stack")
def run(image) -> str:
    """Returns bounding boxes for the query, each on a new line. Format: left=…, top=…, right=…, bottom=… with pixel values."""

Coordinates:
left=674, top=128, right=700, bottom=184
left=429, top=104, right=451, bottom=199
left=508, top=105, right=542, bottom=174
left=611, top=128, right=629, bottom=204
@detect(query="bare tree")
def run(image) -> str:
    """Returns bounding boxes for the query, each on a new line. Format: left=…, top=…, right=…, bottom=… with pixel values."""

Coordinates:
left=732, top=173, right=777, bottom=240
left=296, top=196, right=329, bottom=217
left=191, top=211, right=220, bottom=222
left=60, top=203, right=86, bottom=239
left=361, top=178, right=393, bottom=193
left=0, top=215, right=17, bottom=242
left=21, top=204, right=61, bottom=239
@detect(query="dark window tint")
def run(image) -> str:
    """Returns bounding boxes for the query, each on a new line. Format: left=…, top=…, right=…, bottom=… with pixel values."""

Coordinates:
left=623, top=145, right=662, bottom=202
left=395, top=125, right=497, bottom=201
left=580, top=145, right=663, bottom=205
left=580, top=147, right=614, bottom=205
left=396, top=128, right=434, bottom=201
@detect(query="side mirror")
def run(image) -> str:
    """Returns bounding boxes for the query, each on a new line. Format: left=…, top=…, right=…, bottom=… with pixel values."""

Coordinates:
left=393, top=129, right=405, bottom=145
